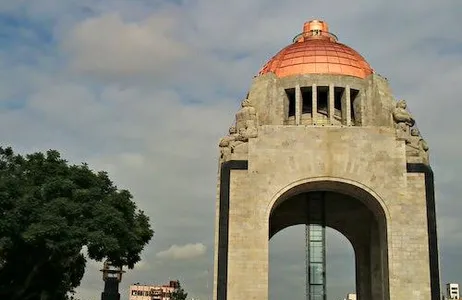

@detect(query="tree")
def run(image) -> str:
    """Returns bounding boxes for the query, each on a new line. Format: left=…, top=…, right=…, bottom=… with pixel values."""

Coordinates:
left=0, top=147, right=154, bottom=300
left=170, top=281, right=188, bottom=300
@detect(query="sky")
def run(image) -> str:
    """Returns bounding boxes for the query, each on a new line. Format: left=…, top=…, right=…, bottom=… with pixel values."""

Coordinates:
left=1, top=0, right=462, bottom=299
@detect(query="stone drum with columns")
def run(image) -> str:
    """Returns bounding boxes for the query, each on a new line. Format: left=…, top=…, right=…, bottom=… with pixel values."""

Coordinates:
left=213, top=20, right=440, bottom=300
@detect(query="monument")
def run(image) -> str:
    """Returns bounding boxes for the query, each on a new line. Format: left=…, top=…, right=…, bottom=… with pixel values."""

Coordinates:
left=100, top=261, right=125, bottom=300
left=213, top=20, right=440, bottom=300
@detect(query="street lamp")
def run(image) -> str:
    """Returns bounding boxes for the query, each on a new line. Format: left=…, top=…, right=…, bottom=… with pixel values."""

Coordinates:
left=100, top=260, right=125, bottom=300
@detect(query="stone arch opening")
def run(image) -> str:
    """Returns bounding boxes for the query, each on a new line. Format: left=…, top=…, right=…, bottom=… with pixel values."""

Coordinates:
left=269, top=225, right=356, bottom=300
left=268, top=180, right=390, bottom=300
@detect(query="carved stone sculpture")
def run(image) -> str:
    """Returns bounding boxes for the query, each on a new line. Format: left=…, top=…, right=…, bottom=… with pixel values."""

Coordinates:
left=392, top=100, right=415, bottom=138
left=406, top=128, right=429, bottom=164
left=235, top=128, right=249, bottom=142
left=219, top=98, right=259, bottom=162
left=219, top=126, right=238, bottom=161
left=235, top=98, right=258, bottom=140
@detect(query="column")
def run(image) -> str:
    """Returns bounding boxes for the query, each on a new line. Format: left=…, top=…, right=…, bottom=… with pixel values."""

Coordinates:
left=355, top=243, right=373, bottom=300
left=295, top=84, right=301, bottom=125
left=328, top=84, right=334, bottom=124
left=306, top=192, right=326, bottom=300
left=345, top=85, right=352, bottom=126
left=370, top=224, right=385, bottom=300
left=312, top=84, right=317, bottom=124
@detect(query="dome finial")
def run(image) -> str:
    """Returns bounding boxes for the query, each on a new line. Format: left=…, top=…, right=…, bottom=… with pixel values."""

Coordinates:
left=295, top=19, right=337, bottom=43
left=303, top=20, right=329, bottom=33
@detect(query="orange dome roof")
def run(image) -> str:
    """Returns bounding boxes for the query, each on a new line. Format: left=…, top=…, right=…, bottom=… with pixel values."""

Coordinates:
left=258, top=20, right=374, bottom=79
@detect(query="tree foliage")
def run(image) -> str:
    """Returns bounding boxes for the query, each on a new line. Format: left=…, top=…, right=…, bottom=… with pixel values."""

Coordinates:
left=170, top=281, right=188, bottom=300
left=0, top=147, right=154, bottom=300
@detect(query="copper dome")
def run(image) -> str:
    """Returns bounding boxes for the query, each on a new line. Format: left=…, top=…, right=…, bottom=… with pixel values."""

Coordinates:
left=258, top=20, right=374, bottom=79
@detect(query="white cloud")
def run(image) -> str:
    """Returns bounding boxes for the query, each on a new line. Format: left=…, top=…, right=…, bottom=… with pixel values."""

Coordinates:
left=2, top=1, right=462, bottom=300
left=61, top=12, right=188, bottom=78
left=156, top=243, right=207, bottom=260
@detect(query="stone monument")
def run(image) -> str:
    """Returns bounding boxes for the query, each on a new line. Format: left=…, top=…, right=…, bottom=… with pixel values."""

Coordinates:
left=213, top=20, right=440, bottom=300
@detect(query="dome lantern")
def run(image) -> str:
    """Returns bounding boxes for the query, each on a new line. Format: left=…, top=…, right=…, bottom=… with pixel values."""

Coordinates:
left=258, top=20, right=374, bottom=79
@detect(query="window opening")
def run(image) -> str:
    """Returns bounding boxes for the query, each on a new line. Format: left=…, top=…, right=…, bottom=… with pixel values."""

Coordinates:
left=334, top=87, right=344, bottom=118
left=285, top=88, right=296, bottom=117
left=301, top=87, right=313, bottom=114
left=317, top=86, right=329, bottom=116
left=350, top=89, right=360, bottom=124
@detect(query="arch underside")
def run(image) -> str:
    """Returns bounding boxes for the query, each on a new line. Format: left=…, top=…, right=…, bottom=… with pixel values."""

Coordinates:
left=269, top=182, right=390, bottom=300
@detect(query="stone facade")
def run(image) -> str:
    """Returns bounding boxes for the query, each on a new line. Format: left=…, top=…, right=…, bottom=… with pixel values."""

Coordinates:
left=213, top=73, right=439, bottom=300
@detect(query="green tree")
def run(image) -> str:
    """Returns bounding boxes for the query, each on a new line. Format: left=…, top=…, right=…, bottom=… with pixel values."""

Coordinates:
left=0, top=147, right=154, bottom=300
left=170, top=281, right=188, bottom=300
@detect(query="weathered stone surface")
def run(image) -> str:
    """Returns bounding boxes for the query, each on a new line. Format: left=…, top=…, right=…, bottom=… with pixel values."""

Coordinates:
left=219, top=98, right=259, bottom=163
left=406, top=128, right=430, bottom=164
left=213, top=73, right=435, bottom=300
left=393, top=99, right=415, bottom=137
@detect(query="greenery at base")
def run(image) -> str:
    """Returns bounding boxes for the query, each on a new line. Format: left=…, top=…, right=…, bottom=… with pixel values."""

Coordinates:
left=0, top=147, right=154, bottom=300
left=170, top=280, right=188, bottom=300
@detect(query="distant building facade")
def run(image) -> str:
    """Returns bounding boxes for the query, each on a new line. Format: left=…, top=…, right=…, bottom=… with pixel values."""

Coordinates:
left=345, top=293, right=356, bottom=300
left=446, top=283, right=460, bottom=299
left=129, top=280, right=179, bottom=300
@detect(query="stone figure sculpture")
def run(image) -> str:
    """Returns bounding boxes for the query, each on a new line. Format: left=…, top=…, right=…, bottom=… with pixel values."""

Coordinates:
left=219, top=126, right=238, bottom=161
left=235, top=98, right=258, bottom=141
left=218, top=98, right=259, bottom=162
left=406, top=128, right=430, bottom=163
left=392, top=100, right=415, bottom=136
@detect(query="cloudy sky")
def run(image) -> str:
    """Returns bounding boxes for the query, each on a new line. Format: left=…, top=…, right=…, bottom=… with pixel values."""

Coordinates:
left=1, top=0, right=462, bottom=299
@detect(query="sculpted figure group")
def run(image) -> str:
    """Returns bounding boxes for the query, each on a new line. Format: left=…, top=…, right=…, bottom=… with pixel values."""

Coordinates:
left=392, top=100, right=429, bottom=163
left=219, top=98, right=258, bottom=161
left=392, top=100, right=415, bottom=134
left=220, top=97, right=430, bottom=164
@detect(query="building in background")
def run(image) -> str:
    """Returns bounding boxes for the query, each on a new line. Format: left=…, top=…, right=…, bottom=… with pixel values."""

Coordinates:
left=343, top=293, right=356, bottom=300
left=129, top=280, right=179, bottom=300
left=446, top=283, right=460, bottom=299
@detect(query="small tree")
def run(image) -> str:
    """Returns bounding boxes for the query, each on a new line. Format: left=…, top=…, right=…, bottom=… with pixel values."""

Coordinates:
left=170, top=280, right=188, bottom=300
left=0, top=147, right=154, bottom=300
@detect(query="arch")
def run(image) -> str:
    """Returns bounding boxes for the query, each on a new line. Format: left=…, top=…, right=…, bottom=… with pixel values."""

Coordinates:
left=267, top=177, right=390, bottom=300
left=269, top=223, right=358, bottom=258
left=265, top=176, right=390, bottom=223
left=269, top=216, right=359, bottom=255
left=269, top=225, right=356, bottom=300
